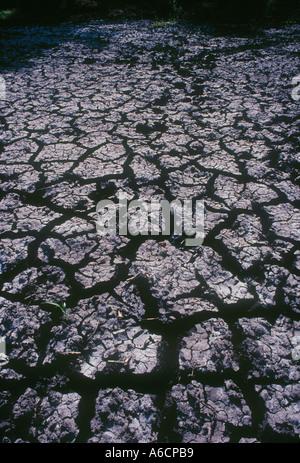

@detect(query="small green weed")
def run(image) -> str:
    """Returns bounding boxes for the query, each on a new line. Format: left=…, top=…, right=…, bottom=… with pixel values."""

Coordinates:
left=0, top=9, right=16, bottom=20
left=154, top=20, right=175, bottom=27
left=41, top=301, right=68, bottom=319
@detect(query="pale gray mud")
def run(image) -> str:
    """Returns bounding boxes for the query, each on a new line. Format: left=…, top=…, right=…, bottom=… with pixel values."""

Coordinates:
left=0, top=20, right=299, bottom=443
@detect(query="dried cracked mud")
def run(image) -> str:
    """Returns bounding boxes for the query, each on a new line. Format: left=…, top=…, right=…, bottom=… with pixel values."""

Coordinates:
left=0, top=20, right=299, bottom=443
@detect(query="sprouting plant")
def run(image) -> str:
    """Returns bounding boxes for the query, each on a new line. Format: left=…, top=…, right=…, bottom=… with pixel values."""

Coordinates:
left=41, top=301, right=68, bottom=319
left=0, top=9, right=16, bottom=20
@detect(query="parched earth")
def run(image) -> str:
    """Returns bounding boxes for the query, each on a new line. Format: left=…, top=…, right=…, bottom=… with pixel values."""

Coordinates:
left=0, top=19, right=299, bottom=443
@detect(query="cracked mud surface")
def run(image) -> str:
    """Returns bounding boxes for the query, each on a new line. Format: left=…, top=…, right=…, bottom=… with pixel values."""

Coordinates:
left=0, top=20, right=299, bottom=443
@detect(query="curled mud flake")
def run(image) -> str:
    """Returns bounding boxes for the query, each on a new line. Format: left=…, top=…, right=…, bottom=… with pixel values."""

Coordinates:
left=283, top=273, right=300, bottom=314
left=179, top=318, right=239, bottom=374
left=88, top=388, right=159, bottom=443
left=161, top=298, right=218, bottom=322
left=171, top=380, right=251, bottom=443
left=236, top=316, right=300, bottom=382
left=0, top=297, right=52, bottom=368
left=216, top=214, right=274, bottom=270
left=194, top=247, right=253, bottom=304
left=2, top=266, right=70, bottom=304
left=1, top=139, right=40, bottom=164
left=250, top=264, right=289, bottom=308
left=51, top=217, right=95, bottom=236
left=133, top=241, right=200, bottom=301
left=12, top=389, right=80, bottom=443
left=43, top=182, right=96, bottom=211
left=213, top=175, right=251, bottom=210
left=34, top=143, right=86, bottom=163
left=74, top=258, right=116, bottom=289
left=0, top=164, right=41, bottom=193
left=255, top=384, right=300, bottom=439
left=264, top=204, right=300, bottom=242
left=15, top=206, right=61, bottom=233
left=38, top=236, right=98, bottom=266
left=79, top=326, right=162, bottom=379
left=167, top=167, right=212, bottom=199
left=0, top=237, right=35, bottom=273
